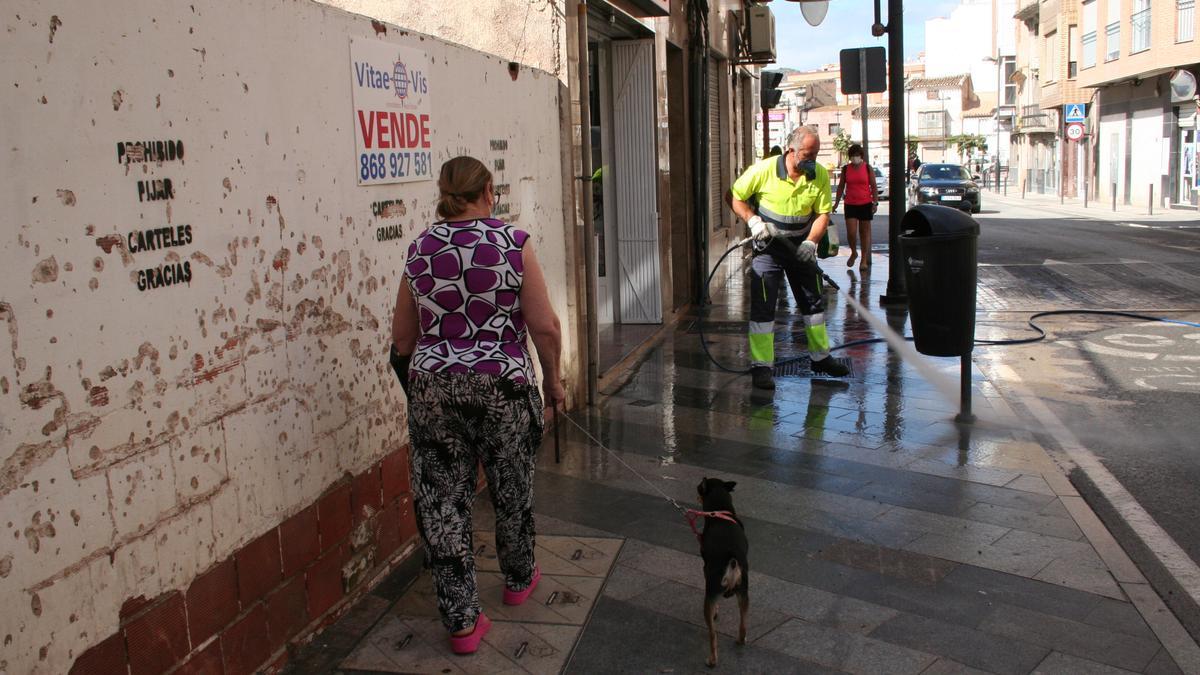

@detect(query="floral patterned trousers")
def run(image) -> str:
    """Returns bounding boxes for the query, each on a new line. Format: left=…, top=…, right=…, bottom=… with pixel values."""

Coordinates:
left=407, top=371, right=543, bottom=632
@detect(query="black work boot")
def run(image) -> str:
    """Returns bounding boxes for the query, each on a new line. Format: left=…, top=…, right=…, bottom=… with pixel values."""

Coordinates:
left=811, top=356, right=850, bottom=377
left=751, top=365, right=776, bottom=390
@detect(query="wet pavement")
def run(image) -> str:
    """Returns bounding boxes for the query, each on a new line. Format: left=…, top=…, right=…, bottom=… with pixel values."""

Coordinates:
left=294, top=214, right=1200, bottom=673
left=963, top=195, right=1200, bottom=648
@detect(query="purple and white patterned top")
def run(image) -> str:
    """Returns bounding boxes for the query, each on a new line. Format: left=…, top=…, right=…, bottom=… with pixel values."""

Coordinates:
left=405, top=218, right=535, bottom=384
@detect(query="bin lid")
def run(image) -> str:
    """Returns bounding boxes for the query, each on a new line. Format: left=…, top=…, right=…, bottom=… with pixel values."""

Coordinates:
left=900, top=204, right=980, bottom=237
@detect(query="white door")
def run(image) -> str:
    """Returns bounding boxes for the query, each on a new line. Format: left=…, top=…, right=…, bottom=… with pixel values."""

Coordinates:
left=1181, top=128, right=1196, bottom=204
left=610, top=40, right=662, bottom=324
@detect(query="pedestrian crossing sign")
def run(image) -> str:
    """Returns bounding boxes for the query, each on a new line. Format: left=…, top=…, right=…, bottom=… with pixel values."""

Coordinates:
left=1064, top=103, right=1086, bottom=123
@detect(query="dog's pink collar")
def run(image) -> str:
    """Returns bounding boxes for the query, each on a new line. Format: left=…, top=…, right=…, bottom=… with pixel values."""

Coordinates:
left=685, top=509, right=739, bottom=542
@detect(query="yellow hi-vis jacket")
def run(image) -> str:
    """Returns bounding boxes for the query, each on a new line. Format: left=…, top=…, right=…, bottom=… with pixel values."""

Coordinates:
left=730, top=155, right=833, bottom=235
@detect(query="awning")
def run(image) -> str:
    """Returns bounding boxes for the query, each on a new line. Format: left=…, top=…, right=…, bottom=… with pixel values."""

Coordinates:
left=606, top=0, right=669, bottom=18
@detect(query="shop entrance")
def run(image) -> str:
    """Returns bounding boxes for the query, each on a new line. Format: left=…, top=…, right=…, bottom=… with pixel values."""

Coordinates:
left=586, top=7, right=662, bottom=372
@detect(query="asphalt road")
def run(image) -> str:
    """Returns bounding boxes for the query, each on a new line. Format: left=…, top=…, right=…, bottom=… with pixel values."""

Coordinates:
left=839, top=195, right=1200, bottom=636
left=843, top=197, right=1200, bottom=265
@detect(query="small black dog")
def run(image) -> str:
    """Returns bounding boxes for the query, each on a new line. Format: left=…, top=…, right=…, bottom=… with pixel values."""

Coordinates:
left=696, top=477, right=749, bottom=668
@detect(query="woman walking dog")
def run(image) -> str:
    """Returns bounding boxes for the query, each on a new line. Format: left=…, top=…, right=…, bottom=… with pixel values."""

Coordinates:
left=390, top=156, right=565, bottom=654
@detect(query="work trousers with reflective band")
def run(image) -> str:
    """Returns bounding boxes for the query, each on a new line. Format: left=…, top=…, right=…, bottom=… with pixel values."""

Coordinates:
left=407, top=371, right=544, bottom=633
left=748, top=243, right=830, bottom=367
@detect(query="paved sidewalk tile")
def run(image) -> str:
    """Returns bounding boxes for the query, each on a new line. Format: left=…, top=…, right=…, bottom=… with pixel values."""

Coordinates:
left=568, top=596, right=837, bottom=674
left=979, top=604, right=1161, bottom=671
left=319, top=252, right=1190, bottom=674
left=755, top=618, right=939, bottom=674
left=341, top=531, right=619, bottom=673
left=1030, top=651, right=1140, bottom=674
left=869, top=612, right=1050, bottom=674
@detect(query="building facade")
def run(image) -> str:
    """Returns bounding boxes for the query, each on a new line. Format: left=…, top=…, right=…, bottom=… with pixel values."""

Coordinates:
left=0, top=0, right=765, bottom=672
left=1076, top=0, right=1200, bottom=208
left=906, top=74, right=978, bottom=164
left=1012, top=0, right=1065, bottom=195
left=926, top=0, right=1019, bottom=173
left=767, top=60, right=924, bottom=172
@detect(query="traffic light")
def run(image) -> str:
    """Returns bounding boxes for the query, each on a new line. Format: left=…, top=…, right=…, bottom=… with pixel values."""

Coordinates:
left=760, top=70, right=784, bottom=109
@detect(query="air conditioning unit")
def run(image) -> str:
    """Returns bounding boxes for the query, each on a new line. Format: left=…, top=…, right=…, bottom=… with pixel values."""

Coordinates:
left=747, top=6, right=776, bottom=61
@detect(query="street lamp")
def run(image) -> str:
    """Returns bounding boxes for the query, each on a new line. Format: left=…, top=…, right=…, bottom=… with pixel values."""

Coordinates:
left=984, top=53, right=1005, bottom=190
left=904, top=75, right=912, bottom=162
left=938, top=93, right=953, bottom=162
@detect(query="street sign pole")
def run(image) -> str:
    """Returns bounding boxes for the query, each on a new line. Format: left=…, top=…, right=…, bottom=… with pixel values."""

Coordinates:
left=763, top=106, right=770, bottom=158
left=881, top=0, right=907, bottom=305
left=860, top=48, right=870, bottom=162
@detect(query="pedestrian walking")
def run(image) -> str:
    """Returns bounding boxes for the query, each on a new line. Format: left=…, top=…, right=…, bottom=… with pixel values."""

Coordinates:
left=389, top=155, right=565, bottom=654
left=832, top=143, right=879, bottom=270
left=729, top=126, right=851, bottom=390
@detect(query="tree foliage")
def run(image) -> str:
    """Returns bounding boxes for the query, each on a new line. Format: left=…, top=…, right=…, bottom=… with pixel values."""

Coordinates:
left=947, top=134, right=989, bottom=161
left=831, top=130, right=853, bottom=163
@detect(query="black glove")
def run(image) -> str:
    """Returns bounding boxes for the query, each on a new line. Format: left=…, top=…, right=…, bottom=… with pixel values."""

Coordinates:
left=389, top=345, right=411, bottom=395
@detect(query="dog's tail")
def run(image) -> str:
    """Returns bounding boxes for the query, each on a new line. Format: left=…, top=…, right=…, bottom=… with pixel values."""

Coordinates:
left=721, top=559, right=742, bottom=598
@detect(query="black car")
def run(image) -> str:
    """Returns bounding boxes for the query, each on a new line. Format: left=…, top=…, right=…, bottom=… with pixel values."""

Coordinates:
left=911, top=163, right=981, bottom=213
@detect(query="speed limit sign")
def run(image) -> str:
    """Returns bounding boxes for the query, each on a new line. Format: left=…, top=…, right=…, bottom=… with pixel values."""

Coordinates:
left=1066, top=122, right=1085, bottom=141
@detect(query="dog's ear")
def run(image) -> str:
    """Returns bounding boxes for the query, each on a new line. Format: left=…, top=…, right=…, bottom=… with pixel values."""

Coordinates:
left=723, top=480, right=737, bottom=492
left=697, top=478, right=708, bottom=496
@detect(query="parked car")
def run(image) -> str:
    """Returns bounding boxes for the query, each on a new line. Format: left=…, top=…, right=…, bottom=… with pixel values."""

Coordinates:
left=911, top=163, right=981, bottom=213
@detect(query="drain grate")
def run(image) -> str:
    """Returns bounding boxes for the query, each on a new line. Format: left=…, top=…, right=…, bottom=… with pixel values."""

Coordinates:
left=774, top=357, right=853, bottom=379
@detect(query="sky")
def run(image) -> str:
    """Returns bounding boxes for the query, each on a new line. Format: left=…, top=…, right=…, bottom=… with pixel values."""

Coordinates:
left=771, top=0, right=962, bottom=72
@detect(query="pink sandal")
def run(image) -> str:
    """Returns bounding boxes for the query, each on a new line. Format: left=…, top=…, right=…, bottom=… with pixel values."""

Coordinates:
left=502, top=566, right=541, bottom=606
left=449, top=612, right=491, bottom=655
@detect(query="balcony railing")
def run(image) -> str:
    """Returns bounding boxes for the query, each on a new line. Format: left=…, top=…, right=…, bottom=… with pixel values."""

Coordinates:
left=917, top=124, right=948, bottom=139
left=917, top=110, right=948, bottom=138
left=1105, top=22, right=1121, bottom=60
left=1180, top=0, right=1195, bottom=41
left=1017, top=112, right=1054, bottom=132
left=1131, top=7, right=1152, bottom=52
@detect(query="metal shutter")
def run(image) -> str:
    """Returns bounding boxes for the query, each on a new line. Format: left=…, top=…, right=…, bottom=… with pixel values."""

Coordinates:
left=708, top=57, right=726, bottom=232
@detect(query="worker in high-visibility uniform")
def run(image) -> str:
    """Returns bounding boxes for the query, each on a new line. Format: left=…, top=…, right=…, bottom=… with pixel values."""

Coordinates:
left=729, top=126, right=850, bottom=390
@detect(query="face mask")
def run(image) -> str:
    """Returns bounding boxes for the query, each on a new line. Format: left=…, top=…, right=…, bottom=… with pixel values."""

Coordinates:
left=851, top=157, right=863, bottom=165
left=797, top=158, right=817, bottom=180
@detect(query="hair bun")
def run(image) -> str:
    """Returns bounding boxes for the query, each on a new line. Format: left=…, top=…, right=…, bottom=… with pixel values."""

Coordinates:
left=435, top=156, right=494, bottom=220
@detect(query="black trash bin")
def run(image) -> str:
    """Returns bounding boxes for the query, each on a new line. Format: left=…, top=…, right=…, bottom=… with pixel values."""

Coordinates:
left=899, top=205, right=980, bottom=357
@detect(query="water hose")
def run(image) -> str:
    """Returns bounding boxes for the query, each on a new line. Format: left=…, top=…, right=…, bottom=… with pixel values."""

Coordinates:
left=695, top=240, right=1200, bottom=374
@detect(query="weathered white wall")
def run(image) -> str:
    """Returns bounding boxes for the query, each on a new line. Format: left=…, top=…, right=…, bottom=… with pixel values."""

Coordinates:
left=317, top=0, right=569, bottom=81
left=0, top=1, right=568, bottom=671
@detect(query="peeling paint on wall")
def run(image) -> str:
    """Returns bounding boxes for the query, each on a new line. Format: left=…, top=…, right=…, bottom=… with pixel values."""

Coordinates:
left=30, top=257, right=58, bottom=284
left=0, top=1, right=570, bottom=671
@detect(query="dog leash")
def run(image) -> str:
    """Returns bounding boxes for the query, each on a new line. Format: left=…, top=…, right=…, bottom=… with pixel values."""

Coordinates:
left=555, top=411, right=738, bottom=542
left=556, top=411, right=689, bottom=515
left=552, top=404, right=561, bottom=464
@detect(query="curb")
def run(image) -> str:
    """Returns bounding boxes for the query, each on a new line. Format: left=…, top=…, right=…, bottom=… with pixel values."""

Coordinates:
left=980, top=189, right=1193, bottom=223
left=1068, top=463, right=1200, bottom=644
left=982, top=362, right=1200, bottom=670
